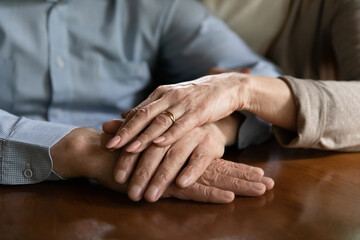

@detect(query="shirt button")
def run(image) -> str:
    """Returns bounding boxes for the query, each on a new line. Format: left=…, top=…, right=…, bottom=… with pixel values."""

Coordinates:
left=56, top=56, right=65, bottom=69
left=24, top=168, right=33, bottom=179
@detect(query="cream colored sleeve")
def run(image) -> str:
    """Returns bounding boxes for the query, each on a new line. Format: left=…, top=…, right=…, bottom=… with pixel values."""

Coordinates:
left=273, top=76, right=360, bottom=152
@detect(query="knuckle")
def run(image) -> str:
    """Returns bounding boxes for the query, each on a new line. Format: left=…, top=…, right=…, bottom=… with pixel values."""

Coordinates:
left=197, top=101, right=209, bottom=113
left=252, top=167, right=265, bottom=176
left=155, top=114, right=173, bottom=126
left=198, top=171, right=212, bottom=186
left=173, top=121, right=187, bottom=132
left=136, top=106, right=152, bottom=119
left=169, top=89, right=182, bottom=99
left=155, top=85, right=167, bottom=94
left=119, top=127, right=130, bottom=138
left=191, top=152, right=205, bottom=161
left=165, top=148, right=180, bottom=161
left=230, top=179, right=241, bottom=189
left=133, top=169, right=151, bottom=182
left=156, top=171, right=171, bottom=183
left=126, top=108, right=138, bottom=119
left=244, top=171, right=253, bottom=181
left=138, top=132, right=152, bottom=143
left=203, top=187, right=214, bottom=199
left=245, top=171, right=262, bottom=182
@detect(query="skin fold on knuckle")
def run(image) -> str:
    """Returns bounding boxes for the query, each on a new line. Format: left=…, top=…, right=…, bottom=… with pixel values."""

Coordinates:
left=244, top=171, right=262, bottom=182
left=165, top=121, right=187, bottom=142
left=155, top=114, right=173, bottom=127
left=133, top=169, right=152, bottom=185
left=154, top=168, right=173, bottom=186
left=197, top=170, right=215, bottom=186
left=164, top=147, right=186, bottom=165
left=138, top=132, right=153, bottom=144
left=136, top=105, right=152, bottom=120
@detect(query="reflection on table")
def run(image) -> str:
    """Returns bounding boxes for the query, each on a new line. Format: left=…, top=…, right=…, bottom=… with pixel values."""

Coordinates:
left=1, top=139, right=360, bottom=240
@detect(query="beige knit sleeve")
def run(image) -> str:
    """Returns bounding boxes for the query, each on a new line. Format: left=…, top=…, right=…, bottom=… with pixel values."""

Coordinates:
left=273, top=1, right=360, bottom=152
left=273, top=76, right=360, bottom=151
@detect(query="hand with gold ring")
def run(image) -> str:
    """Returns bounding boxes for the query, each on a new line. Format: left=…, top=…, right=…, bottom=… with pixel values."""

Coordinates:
left=105, top=70, right=251, bottom=153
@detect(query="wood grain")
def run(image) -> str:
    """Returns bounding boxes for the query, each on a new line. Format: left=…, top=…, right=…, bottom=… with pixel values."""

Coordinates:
left=1, top=139, right=360, bottom=240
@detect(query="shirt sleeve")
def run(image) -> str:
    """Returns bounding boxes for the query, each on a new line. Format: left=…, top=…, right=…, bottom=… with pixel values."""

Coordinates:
left=0, top=110, right=75, bottom=185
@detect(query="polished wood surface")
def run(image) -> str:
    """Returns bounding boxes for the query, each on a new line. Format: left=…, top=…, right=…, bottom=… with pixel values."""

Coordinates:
left=1, top=139, right=360, bottom=240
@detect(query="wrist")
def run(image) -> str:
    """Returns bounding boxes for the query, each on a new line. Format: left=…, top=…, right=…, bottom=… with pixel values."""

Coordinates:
left=50, top=127, right=102, bottom=179
left=213, top=114, right=243, bottom=146
left=234, top=73, right=253, bottom=112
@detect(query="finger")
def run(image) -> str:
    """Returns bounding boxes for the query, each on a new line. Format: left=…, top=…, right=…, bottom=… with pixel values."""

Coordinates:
left=105, top=109, right=138, bottom=148
left=164, top=182, right=234, bottom=203
left=125, top=107, right=185, bottom=153
left=108, top=98, right=173, bottom=149
left=211, top=164, right=265, bottom=183
left=198, top=171, right=266, bottom=197
left=153, top=111, right=201, bottom=146
left=127, top=145, right=170, bottom=202
left=143, top=136, right=200, bottom=202
left=102, top=119, right=124, bottom=134
left=210, top=158, right=265, bottom=177
left=261, top=176, right=275, bottom=190
left=176, top=143, right=223, bottom=188
left=113, top=149, right=140, bottom=184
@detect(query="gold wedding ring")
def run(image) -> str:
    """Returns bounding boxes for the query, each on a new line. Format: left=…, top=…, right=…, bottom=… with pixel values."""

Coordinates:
left=162, top=111, right=176, bottom=123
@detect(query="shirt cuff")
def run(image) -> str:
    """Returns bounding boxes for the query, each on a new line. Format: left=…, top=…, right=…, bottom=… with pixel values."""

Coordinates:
left=237, top=111, right=272, bottom=149
left=1, top=117, right=75, bottom=185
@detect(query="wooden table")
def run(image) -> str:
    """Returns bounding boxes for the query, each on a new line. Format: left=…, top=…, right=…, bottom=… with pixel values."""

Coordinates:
left=1, top=139, right=360, bottom=240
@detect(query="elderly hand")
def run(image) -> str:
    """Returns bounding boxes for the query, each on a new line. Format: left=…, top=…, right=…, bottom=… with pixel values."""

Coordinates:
left=50, top=127, right=274, bottom=203
left=102, top=119, right=273, bottom=202
left=105, top=71, right=251, bottom=152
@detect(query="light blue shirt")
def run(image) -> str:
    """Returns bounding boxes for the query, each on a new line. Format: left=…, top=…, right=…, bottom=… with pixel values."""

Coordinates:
left=0, top=0, right=280, bottom=184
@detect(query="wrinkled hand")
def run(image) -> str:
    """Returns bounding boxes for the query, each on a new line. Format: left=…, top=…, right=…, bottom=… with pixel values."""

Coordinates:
left=105, top=71, right=251, bottom=152
left=103, top=120, right=273, bottom=202
left=50, top=127, right=274, bottom=203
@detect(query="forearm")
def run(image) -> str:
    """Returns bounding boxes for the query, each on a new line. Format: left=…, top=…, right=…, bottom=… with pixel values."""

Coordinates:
left=240, top=74, right=297, bottom=131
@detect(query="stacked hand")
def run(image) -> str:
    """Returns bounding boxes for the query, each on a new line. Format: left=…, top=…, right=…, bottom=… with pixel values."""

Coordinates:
left=103, top=119, right=273, bottom=202
left=106, top=71, right=250, bottom=152
left=51, top=127, right=274, bottom=203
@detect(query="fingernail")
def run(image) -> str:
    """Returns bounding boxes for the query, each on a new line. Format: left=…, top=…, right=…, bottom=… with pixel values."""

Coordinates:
left=262, top=177, right=275, bottom=189
left=129, top=185, right=142, bottom=201
left=178, top=175, right=190, bottom=187
left=153, top=136, right=165, bottom=144
left=147, top=185, right=160, bottom=201
left=126, top=140, right=141, bottom=152
left=223, top=191, right=235, bottom=201
left=251, top=182, right=265, bottom=191
left=106, top=136, right=121, bottom=149
left=114, top=170, right=127, bottom=183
